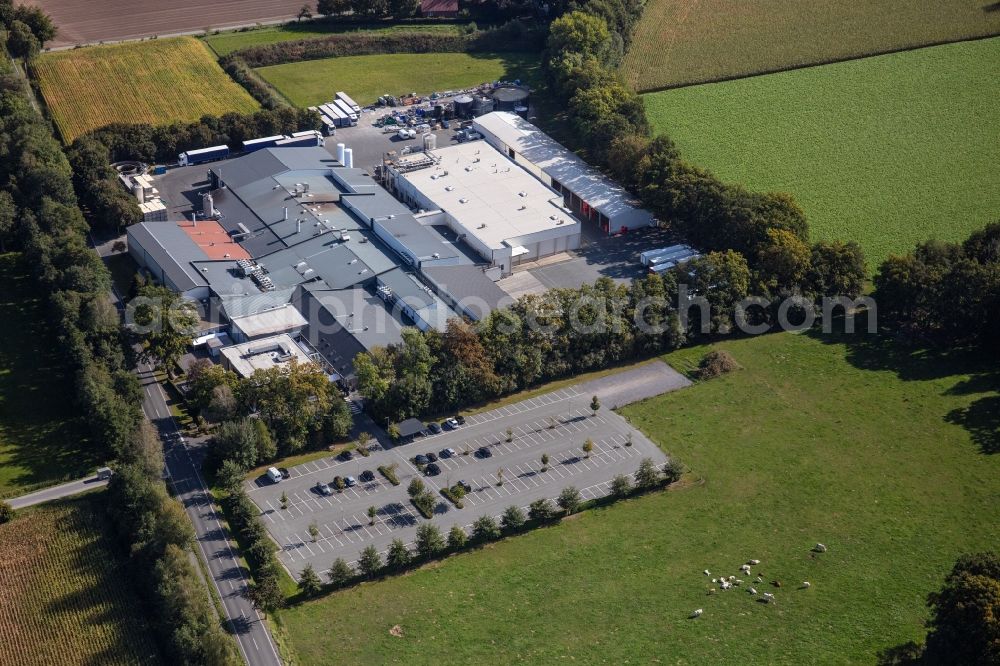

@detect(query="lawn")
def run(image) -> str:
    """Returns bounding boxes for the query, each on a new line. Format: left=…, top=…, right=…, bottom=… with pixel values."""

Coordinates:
left=276, top=329, right=1000, bottom=663
left=32, top=37, right=259, bottom=143
left=621, top=0, right=1000, bottom=91
left=643, top=38, right=1000, bottom=269
left=256, top=51, right=540, bottom=107
left=0, top=253, right=99, bottom=499
left=204, top=21, right=464, bottom=57
left=0, top=494, right=162, bottom=665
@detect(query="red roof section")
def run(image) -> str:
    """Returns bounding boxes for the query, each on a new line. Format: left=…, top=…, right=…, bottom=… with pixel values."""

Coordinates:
left=421, top=0, right=458, bottom=12
left=177, top=220, right=250, bottom=260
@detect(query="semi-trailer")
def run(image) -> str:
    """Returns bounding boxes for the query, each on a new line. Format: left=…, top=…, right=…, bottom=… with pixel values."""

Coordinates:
left=242, top=135, right=286, bottom=152
left=275, top=131, right=324, bottom=148
left=335, top=91, right=361, bottom=113
left=331, top=98, right=358, bottom=125
left=178, top=144, right=230, bottom=166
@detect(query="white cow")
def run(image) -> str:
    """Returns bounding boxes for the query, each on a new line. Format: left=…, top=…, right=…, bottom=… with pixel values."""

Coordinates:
left=763, top=593, right=775, bottom=603
left=704, top=569, right=711, bottom=575
left=748, top=587, right=758, bottom=595
left=814, top=543, right=827, bottom=553
left=691, top=609, right=703, bottom=618
left=801, top=581, right=811, bottom=589
left=749, top=559, right=761, bottom=565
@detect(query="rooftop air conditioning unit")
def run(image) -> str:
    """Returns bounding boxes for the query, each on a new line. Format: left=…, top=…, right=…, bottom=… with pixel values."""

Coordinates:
left=459, top=198, right=469, bottom=204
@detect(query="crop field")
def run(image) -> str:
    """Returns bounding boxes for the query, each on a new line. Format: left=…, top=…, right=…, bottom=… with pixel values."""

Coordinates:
left=277, top=328, right=1000, bottom=663
left=621, top=0, right=1000, bottom=91
left=643, top=39, right=1000, bottom=268
left=204, top=21, right=464, bottom=57
left=0, top=254, right=96, bottom=499
left=32, top=37, right=259, bottom=143
left=256, top=52, right=540, bottom=107
left=0, top=495, right=162, bottom=665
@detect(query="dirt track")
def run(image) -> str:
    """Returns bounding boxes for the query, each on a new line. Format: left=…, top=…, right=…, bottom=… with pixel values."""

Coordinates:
left=26, top=0, right=305, bottom=48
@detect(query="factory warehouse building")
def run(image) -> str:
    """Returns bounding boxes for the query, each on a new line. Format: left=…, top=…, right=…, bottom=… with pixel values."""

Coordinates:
left=385, top=140, right=581, bottom=275
left=472, top=112, right=655, bottom=234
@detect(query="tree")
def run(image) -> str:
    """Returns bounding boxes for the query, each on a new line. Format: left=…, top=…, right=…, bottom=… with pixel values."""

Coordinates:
left=923, top=551, right=1000, bottom=665
left=298, top=563, right=322, bottom=596
left=297, top=3, right=312, bottom=20
left=407, top=477, right=425, bottom=498
left=129, top=284, right=198, bottom=375
left=387, top=538, right=410, bottom=569
left=245, top=573, right=284, bottom=614
left=7, top=20, right=40, bottom=60
left=808, top=240, right=867, bottom=298
left=662, top=459, right=684, bottom=485
left=528, top=498, right=555, bottom=522
left=590, top=395, right=600, bottom=416
left=280, top=492, right=289, bottom=510
left=415, top=523, right=445, bottom=558
left=327, top=557, right=353, bottom=587
left=610, top=474, right=631, bottom=498
left=505, top=427, right=513, bottom=443
left=582, top=438, right=594, bottom=459
left=540, top=453, right=550, bottom=472
left=756, top=227, right=812, bottom=294
left=472, top=515, right=500, bottom=541
left=357, top=431, right=372, bottom=449
left=500, top=505, right=526, bottom=531
left=387, top=422, right=401, bottom=442
left=351, top=0, right=388, bottom=18
left=557, top=486, right=582, bottom=515
left=14, top=4, right=57, bottom=44
left=308, top=521, right=319, bottom=542
left=547, top=10, right=611, bottom=63
left=634, top=458, right=661, bottom=489
left=358, top=545, right=383, bottom=578
left=0, top=190, right=16, bottom=252
left=316, top=0, right=349, bottom=15
left=367, top=505, right=378, bottom=525
left=0, top=500, right=13, bottom=524
left=216, top=459, right=244, bottom=493
left=388, top=0, right=419, bottom=18
left=210, top=418, right=264, bottom=471
left=447, top=524, right=467, bottom=549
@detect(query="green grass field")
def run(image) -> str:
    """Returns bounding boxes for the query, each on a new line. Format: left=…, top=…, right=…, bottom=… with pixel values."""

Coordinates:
left=0, top=495, right=162, bottom=665
left=0, top=254, right=98, bottom=499
left=204, top=21, right=464, bottom=57
left=277, top=329, right=1000, bottom=663
left=256, top=52, right=540, bottom=107
left=622, top=0, right=1000, bottom=91
left=643, top=39, right=1000, bottom=269
left=32, top=37, right=259, bottom=143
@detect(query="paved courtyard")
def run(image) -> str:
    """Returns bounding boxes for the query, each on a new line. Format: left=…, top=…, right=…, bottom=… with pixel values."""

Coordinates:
left=247, top=362, right=690, bottom=579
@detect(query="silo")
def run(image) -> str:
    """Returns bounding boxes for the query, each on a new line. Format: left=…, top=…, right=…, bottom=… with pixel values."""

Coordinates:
left=453, top=95, right=474, bottom=118
left=473, top=95, right=494, bottom=117
left=202, top=192, right=214, bottom=216
left=344, top=148, right=354, bottom=169
left=423, top=133, right=437, bottom=151
left=490, top=85, right=530, bottom=112
left=133, top=182, right=145, bottom=204
left=336, top=142, right=346, bottom=164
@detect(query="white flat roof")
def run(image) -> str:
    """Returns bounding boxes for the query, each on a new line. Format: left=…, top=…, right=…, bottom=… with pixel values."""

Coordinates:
left=397, top=141, right=575, bottom=251
left=219, top=333, right=313, bottom=378
left=229, top=303, right=308, bottom=339
left=473, top=112, right=651, bottom=223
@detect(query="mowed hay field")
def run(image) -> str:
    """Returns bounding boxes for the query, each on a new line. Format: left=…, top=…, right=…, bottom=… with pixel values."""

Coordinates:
left=204, top=22, right=463, bottom=57
left=32, top=37, right=258, bottom=143
left=257, top=52, right=540, bottom=107
left=621, top=0, right=1000, bottom=91
left=643, top=39, right=1000, bottom=269
left=0, top=495, right=162, bottom=665
left=277, top=331, right=1000, bottom=663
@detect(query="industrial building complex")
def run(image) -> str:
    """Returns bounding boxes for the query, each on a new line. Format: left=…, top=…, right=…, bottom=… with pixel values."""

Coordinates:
left=127, top=112, right=655, bottom=385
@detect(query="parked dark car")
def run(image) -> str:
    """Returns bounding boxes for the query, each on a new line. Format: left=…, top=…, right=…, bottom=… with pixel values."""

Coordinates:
left=414, top=454, right=430, bottom=465
left=338, top=450, right=353, bottom=461
left=359, top=470, right=375, bottom=482
left=427, top=422, right=442, bottom=434
left=278, top=467, right=290, bottom=479
left=455, top=415, right=466, bottom=425
left=475, top=446, right=492, bottom=459
left=458, top=480, right=472, bottom=493
left=425, top=452, right=438, bottom=462
left=425, top=463, right=441, bottom=476
left=441, top=447, right=457, bottom=459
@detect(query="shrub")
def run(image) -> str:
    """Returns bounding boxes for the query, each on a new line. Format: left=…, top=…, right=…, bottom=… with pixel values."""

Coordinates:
left=697, top=350, right=741, bottom=380
left=358, top=545, right=382, bottom=578
left=663, top=459, right=684, bottom=485
left=327, top=557, right=353, bottom=587
left=407, top=477, right=425, bottom=498
left=378, top=465, right=400, bottom=485
left=387, top=538, right=410, bottom=569
left=447, top=524, right=467, bottom=549
left=298, top=563, right=322, bottom=596
left=528, top=498, right=556, bottom=522
left=0, top=501, right=13, bottom=524
left=411, top=490, right=436, bottom=519
left=634, top=458, right=661, bottom=490
left=557, top=486, right=582, bottom=515
left=500, top=505, right=526, bottom=532
left=610, top=474, right=632, bottom=498
left=415, top=523, right=445, bottom=558
left=440, top=485, right=464, bottom=509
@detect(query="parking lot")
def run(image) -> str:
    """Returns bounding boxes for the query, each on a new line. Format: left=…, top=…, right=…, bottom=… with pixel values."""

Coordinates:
left=247, top=362, right=686, bottom=579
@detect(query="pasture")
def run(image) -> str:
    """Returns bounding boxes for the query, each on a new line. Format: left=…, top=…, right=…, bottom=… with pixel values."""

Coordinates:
left=256, top=52, right=540, bottom=107
left=643, top=39, right=1000, bottom=268
left=621, top=0, right=1000, bottom=91
left=277, top=330, right=1000, bottom=663
left=0, top=495, right=162, bottom=665
left=0, top=254, right=97, bottom=499
left=32, top=37, right=259, bottom=143
left=204, top=21, right=464, bottom=57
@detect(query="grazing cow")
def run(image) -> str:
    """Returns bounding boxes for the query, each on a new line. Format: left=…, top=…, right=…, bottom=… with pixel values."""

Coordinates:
left=704, top=569, right=711, bottom=575
left=728, top=575, right=736, bottom=581
left=814, top=543, right=827, bottom=553
left=691, top=609, right=703, bottom=618
left=763, top=593, right=775, bottom=603
left=749, top=559, right=761, bottom=565
left=755, top=576, right=763, bottom=583
left=711, top=578, right=717, bottom=583
left=720, top=580, right=731, bottom=590
left=733, top=579, right=743, bottom=586
left=749, top=587, right=758, bottom=595
left=801, top=581, right=811, bottom=589
left=708, top=588, right=716, bottom=595
left=771, top=580, right=782, bottom=588
left=740, top=564, right=751, bottom=572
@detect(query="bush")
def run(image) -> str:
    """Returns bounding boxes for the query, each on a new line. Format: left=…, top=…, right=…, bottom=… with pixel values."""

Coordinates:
left=697, top=350, right=741, bottom=380
left=378, top=465, right=400, bottom=485
left=528, top=498, right=556, bottom=522
left=557, top=486, right=582, bottom=515
left=387, top=538, right=410, bottom=569
left=472, top=515, right=500, bottom=541
left=440, top=485, right=465, bottom=508
left=500, top=505, right=526, bottom=532
left=0, top=500, right=13, bottom=524
left=415, top=523, right=445, bottom=558
left=327, top=557, right=353, bottom=587
left=411, top=490, right=435, bottom=519
left=447, top=524, right=467, bottom=549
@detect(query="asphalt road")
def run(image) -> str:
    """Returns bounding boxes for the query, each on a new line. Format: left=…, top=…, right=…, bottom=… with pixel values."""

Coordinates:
left=137, top=360, right=281, bottom=666
left=249, top=361, right=687, bottom=580
left=6, top=475, right=109, bottom=510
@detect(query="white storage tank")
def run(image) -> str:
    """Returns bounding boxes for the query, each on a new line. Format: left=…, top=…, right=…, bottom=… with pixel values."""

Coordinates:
left=344, top=148, right=353, bottom=169
left=336, top=142, right=346, bottom=164
left=422, top=133, right=436, bottom=151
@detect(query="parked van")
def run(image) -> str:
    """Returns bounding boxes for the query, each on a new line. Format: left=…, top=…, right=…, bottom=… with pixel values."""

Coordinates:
left=267, top=467, right=282, bottom=483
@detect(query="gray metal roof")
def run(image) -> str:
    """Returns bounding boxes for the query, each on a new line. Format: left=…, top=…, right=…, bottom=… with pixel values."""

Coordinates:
left=219, top=287, right=297, bottom=321
left=127, top=221, right=208, bottom=292
left=421, top=264, right=508, bottom=317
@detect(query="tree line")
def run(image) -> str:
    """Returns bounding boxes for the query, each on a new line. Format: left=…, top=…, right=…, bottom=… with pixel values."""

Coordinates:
left=0, top=40, right=237, bottom=666
left=0, top=0, right=56, bottom=60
